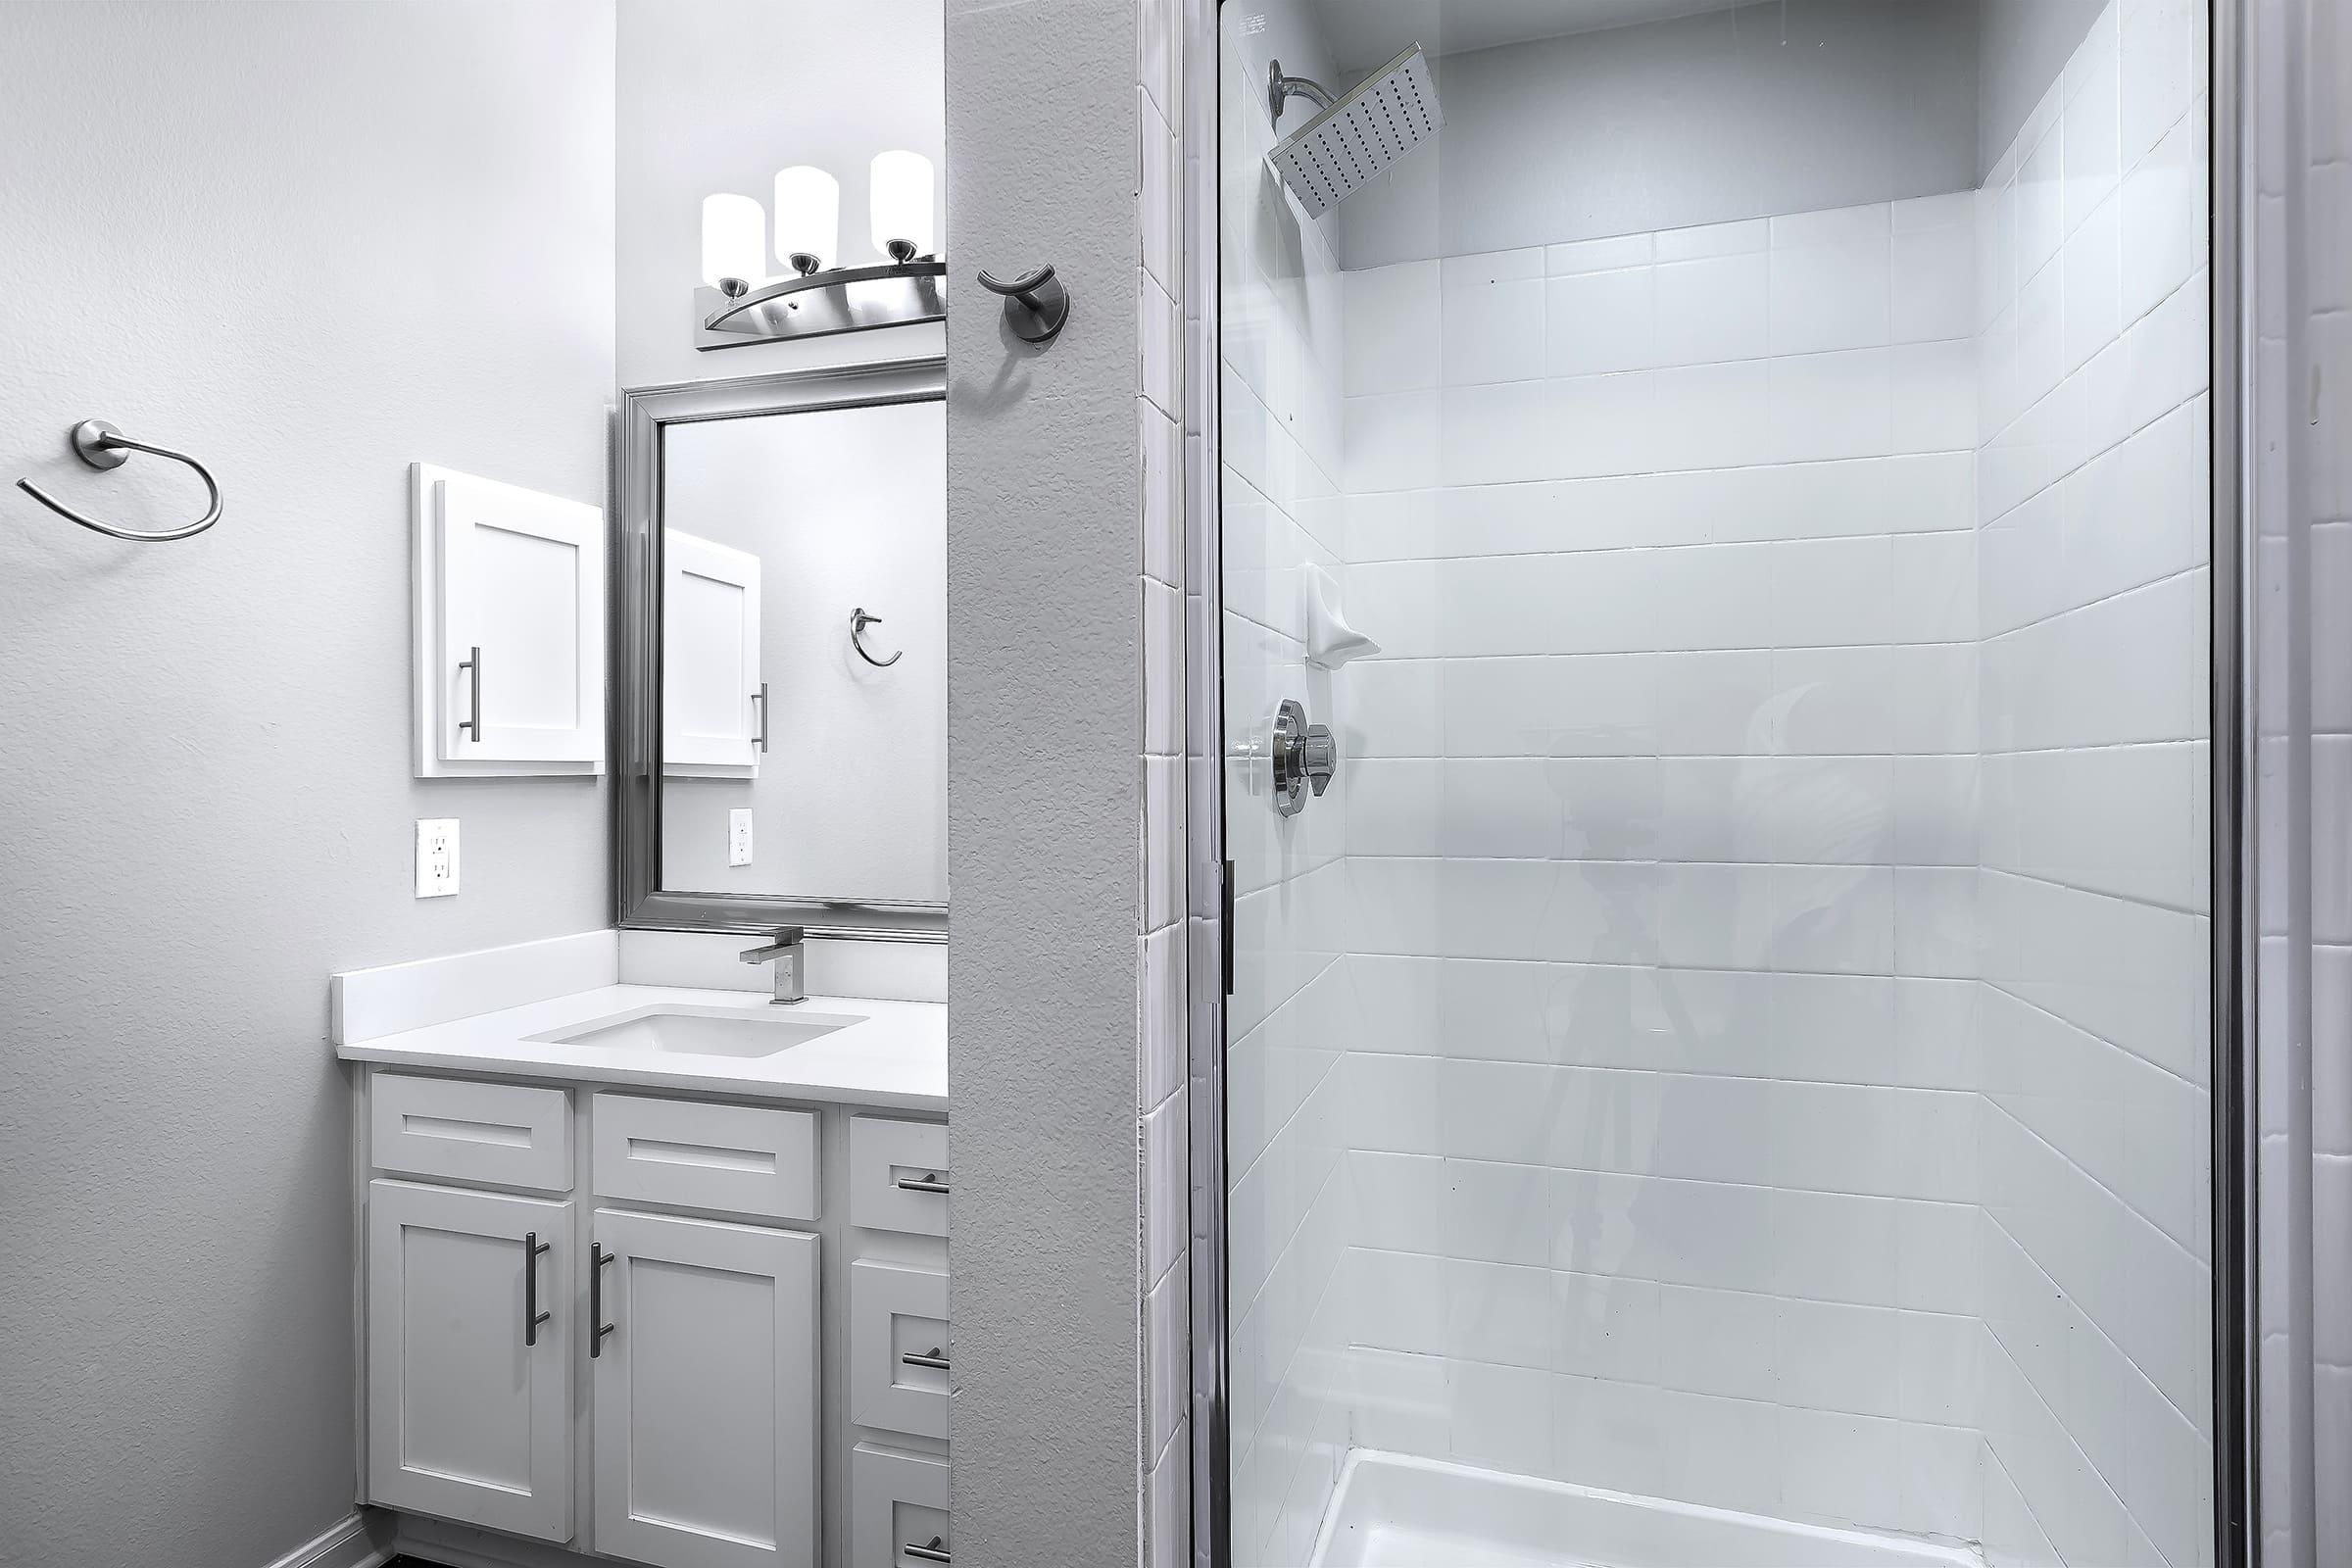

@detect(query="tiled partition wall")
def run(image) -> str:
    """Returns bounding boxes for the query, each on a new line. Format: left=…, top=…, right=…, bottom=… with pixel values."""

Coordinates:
left=1141, top=4, right=1190, bottom=1568
left=1217, top=23, right=1355, bottom=1568
left=1968, top=1, right=2214, bottom=1564
left=1329, top=195, right=1987, bottom=1541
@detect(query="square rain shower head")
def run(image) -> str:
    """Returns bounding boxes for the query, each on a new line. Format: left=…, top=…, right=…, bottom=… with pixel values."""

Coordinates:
left=1268, top=44, right=1444, bottom=219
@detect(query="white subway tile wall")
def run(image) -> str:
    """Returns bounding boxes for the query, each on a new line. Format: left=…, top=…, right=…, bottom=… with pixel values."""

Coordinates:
left=2300, top=0, right=2352, bottom=1554
left=1141, top=2, right=1191, bottom=1565
left=1219, top=26, right=1354, bottom=1566
left=1328, top=177, right=1988, bottom=1541
left=1972, top=2, right=2212, bottom=1564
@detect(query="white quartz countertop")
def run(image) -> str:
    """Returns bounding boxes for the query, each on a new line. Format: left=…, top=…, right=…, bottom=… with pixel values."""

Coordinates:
left=335, top=984, right=947, bottom=1110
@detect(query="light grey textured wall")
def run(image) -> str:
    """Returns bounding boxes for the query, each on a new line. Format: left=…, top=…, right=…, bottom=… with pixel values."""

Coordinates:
left=616, top=0, right=946, bottom=389
left=1977, top=0, right=2108, bottom=177
left=944, top=0, right=1143, bottom=1561
left=0, top=5, right=614, bottom=1566
left=1337, top=0, right=1983, bottom=269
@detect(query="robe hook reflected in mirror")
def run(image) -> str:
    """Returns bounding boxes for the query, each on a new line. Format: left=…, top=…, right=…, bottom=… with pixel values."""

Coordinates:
left=850, top=607, right=903, bottom=667
left=15, top=418, right=223, bottom=542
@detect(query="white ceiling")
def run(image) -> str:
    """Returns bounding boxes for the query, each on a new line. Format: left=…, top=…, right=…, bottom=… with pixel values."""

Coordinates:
left=1310, top=0, right=1751, bottom=72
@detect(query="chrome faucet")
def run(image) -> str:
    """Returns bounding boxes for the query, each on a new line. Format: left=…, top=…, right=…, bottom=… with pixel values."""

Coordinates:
left=738, top=925, right=808, bottom=1005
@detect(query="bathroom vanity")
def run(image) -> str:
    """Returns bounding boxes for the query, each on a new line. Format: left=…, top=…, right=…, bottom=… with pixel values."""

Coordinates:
left=334, top=356, right=956, bottom=1567
left=336, top=978, right=949, bottom=1568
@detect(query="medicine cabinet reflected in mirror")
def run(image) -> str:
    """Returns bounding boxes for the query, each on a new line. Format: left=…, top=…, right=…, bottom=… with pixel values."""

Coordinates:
left=614, top=361, right=947, bottom=937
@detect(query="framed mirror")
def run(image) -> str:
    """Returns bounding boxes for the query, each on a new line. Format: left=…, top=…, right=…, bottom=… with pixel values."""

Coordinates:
left=613, top=359, right=947, bottom=938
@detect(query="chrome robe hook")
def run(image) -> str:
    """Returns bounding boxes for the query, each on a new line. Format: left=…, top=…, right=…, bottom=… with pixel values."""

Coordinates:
left=16, top=419, right=222, bottom=542
left=850, top=608, right=903, bottom=667
left=977, top=265, right=1070, bottom=344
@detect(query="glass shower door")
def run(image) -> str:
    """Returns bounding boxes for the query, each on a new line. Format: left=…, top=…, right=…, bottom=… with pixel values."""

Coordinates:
left=1215, top=3, right=2220, bottom=1566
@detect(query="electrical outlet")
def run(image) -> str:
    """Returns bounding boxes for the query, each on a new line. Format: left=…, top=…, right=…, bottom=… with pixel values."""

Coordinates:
left=728, top=808, right=754, bottom=867
left=416, top=817, right=461, bottom=897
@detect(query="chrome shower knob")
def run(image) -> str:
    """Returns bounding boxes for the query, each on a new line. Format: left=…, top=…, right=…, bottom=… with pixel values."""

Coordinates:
left=1270, top=698, right=1337, bottom=817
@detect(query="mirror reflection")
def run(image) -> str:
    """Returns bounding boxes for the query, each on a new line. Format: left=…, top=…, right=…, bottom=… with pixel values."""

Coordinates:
left=656, top=397, right=946, bottom=904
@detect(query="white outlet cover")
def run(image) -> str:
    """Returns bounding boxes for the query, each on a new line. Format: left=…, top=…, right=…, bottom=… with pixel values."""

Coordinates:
left=416, top=817, right=461, bottom=898
left=728, top=808, right=754, bottom=867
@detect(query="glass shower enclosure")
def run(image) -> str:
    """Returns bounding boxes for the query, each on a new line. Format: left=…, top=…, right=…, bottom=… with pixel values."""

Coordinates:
left=1206, top=1, right=2224, bottom=1564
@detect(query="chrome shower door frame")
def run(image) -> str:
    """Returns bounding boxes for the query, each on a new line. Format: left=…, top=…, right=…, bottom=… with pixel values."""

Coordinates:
left=2211, top=0, right=2259, bottom=1560
left=1182, top=4, right=2263, bottom=1567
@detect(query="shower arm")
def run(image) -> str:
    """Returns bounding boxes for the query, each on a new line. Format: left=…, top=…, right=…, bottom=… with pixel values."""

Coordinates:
left=1267, top=60, right=1335, bottom=122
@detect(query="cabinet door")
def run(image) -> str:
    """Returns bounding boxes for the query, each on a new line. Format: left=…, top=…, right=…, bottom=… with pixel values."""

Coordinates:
left=432, top=467, right=606, bottom=766
left=593, top=1208, right=818, bottom=1568
left=663, top=529, right=763, bottom=773
left=366, top=1179, right=572, bottom=1541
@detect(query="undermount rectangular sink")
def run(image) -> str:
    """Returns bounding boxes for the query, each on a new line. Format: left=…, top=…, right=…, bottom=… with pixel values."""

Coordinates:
left=530, top=1005, right=863, bottom=1059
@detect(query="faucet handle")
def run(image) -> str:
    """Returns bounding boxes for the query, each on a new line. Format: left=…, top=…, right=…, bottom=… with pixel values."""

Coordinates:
left=738, top=925, right=807, bottom=963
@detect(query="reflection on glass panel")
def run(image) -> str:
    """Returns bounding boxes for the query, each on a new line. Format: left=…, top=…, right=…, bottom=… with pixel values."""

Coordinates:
left=1217, top=2, right=2214, bottom=1565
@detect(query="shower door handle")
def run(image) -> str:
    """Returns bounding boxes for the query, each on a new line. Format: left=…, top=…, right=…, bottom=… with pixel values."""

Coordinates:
left=1271, top=698, right=1336, bottom=816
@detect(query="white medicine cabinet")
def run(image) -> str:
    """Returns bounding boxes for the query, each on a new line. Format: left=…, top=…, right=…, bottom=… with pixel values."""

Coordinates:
left=662, top=528, right=764, bottom=776
left=411, top=463, right=607, bottom=778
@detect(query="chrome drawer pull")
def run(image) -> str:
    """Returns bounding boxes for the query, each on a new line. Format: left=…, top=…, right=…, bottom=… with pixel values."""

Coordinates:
left=590, top=1243, right=617, bottom=1357
left=905, top=1538, right=951, bottom=1564
left=522, top=1232, right=552, bottom=1346
left=902, top=1347, right=951, bottom=1371
left=457, top=645, right=482, bottom=738
left=896, top=1171, right=950, bottom=1195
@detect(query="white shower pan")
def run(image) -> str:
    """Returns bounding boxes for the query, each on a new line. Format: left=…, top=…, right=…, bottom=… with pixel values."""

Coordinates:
left=1307, top=1451, right=1984, bottom=1568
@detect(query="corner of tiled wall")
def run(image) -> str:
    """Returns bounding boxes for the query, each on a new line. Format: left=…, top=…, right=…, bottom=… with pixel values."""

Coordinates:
left=1970, top=0, right=2214, bottom=1562
left=1137, top=0, right=1192, bottom=1564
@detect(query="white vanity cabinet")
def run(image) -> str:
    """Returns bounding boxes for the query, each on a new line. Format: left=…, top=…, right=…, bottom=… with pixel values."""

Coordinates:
left=592, top=1209, right=819, bottom=1568
left=366, top=1179, right=574, bottom=1541
left=354, top=1069, right=950, bottom=1568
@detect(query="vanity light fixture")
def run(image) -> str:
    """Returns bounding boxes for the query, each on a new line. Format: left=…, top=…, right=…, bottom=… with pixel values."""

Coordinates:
left=700, top=193, right=766, bottom=300
left=868, top=149, right=935, bottom=263
left=694, top=151, right=944, bottom=351
left=772, top=166, right=839, bottom=276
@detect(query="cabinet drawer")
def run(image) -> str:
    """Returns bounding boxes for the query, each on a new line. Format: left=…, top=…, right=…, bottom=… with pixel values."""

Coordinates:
left=590, top=1094, right=818, bottom=1221
left=853, top=1444, right=951, bottom=1568
left=848, top=1115, right=949, bottom=1237
left=850, top=1259, right=950, bottom=1440
left=369, top=1073, right=571, bottom=1193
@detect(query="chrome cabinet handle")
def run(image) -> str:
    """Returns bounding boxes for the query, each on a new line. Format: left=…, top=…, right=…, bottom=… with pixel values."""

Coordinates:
left=15, top=418, right=224, bottom=543
left=523, top=1232, right=552, bottom=1347
left=590, top=1243, right=616, bottom=1357
left=905, top=1539, right=951, bottom=1564
left=752, top=681, right=770, bottom=752
left=977, top=264, right=1070, bottom=344
left=896, top=1172, right=949, bottom=1195
left=851, top=608, right=903, bottom=667
left=457, top=646, right=482, bottom=739
left=902, top=1347, right=951, bottom=1371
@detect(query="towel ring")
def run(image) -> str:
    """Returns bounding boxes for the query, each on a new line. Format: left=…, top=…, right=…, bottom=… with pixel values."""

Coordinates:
left=850, top=608, right=903, bottom=667
left=16, top=419, right=222, bottom=543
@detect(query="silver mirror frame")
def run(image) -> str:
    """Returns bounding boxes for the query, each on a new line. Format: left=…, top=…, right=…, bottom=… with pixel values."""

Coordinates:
left=612, top=358, right=950, bottom=940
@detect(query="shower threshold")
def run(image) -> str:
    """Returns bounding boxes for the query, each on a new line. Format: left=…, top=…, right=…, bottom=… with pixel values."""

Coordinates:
left=1306, top=1450, right=1984, bottom=1568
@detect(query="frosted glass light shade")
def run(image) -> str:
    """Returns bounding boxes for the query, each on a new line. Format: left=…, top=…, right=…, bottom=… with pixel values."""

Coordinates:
left=772, top=166, right=839, bottom=272
left=869, top=150, right=936, bottom=259
left=700, top=193, right=765, bottom=289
